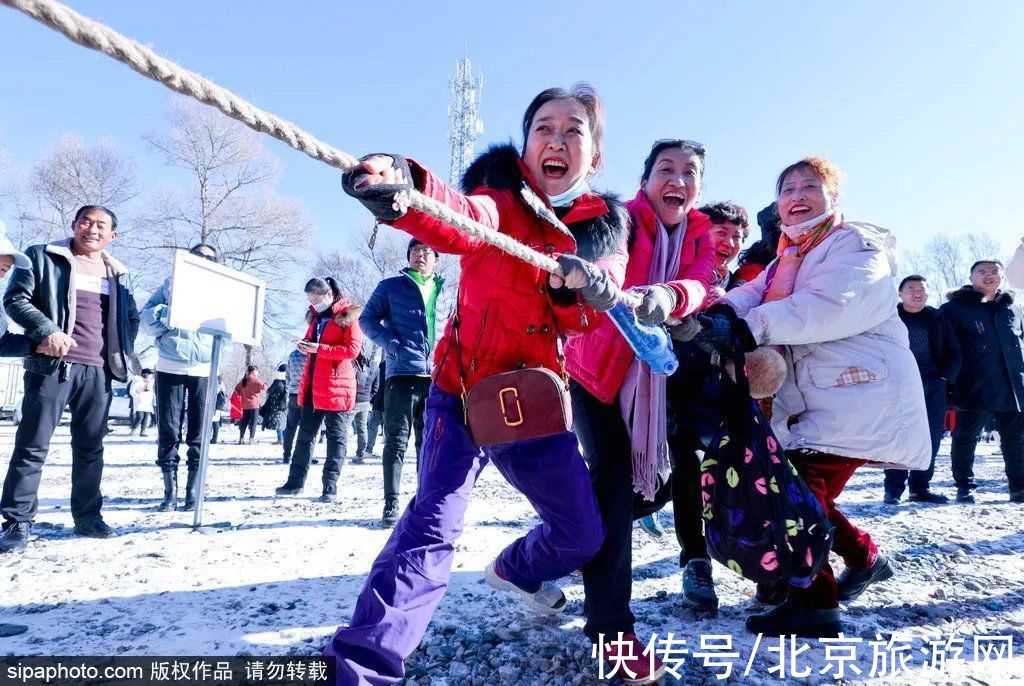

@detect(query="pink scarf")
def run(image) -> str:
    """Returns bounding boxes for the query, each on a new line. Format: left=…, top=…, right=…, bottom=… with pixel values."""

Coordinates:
left=762, top=211, right=842, bottom=304
left=619, top=215, right=685, bottom=501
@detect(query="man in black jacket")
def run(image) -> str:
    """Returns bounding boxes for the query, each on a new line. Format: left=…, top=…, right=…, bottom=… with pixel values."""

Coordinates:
left=940, top=260, right=1024, bottom=504
left=884, top=276, right=962, bottom=504
left=0, top=206, right=139, bottom=552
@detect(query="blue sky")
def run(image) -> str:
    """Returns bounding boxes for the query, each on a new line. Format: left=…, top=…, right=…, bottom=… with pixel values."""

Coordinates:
left=1, top=0, right=1022, bottom=261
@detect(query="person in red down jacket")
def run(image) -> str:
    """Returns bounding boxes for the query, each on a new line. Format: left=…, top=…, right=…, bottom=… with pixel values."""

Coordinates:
left=327, top=83, right=633, bottom=685
left=234, top=366, right=267, bottom=445
left=565, top=138, right=714, bottom=683
left=275, top=276, right=362, bottom=503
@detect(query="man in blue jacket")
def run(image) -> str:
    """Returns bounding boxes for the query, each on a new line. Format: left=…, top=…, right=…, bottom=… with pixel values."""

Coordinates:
left=359, top=239, right=444, bottom=527
left=140, top=243, right=218, bottom=513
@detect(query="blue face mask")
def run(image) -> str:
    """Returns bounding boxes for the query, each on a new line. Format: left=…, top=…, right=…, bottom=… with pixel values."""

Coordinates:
left=547, top=174, right=591, bottom=208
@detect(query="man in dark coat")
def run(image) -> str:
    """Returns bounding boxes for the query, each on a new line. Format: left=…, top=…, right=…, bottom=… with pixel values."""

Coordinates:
left=351, top=350, right=381, bottom=464
left=884, top=275, right=962, bottom=504
left=1, top=206, right=139, bottom=552
left=940, top=260, right=1024, bottom=503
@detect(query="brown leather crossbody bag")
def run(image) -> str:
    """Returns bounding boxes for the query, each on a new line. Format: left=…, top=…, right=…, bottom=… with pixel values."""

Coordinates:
left=449, top=301, right=573, bottom=447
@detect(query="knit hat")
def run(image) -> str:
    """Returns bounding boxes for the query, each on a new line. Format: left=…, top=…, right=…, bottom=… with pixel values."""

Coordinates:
left=407, top=238, right=439, bottom=260
left=0, top=220, right=29, bottom=269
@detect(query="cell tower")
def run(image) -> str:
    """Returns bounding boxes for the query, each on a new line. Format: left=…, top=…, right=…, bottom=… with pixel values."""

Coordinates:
left=448, top=53, right=484, bottom=187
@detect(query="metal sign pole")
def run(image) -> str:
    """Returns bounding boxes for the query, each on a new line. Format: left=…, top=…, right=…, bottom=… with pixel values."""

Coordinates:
left=192, top=335, right=224, bottom=530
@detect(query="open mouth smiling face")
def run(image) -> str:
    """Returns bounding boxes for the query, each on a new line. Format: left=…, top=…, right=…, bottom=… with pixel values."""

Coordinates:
left=523, top=98, right=596, bottom=198
left=642, top=147, right=702, bottom=228
left=777, top=168, right=833, bottom=226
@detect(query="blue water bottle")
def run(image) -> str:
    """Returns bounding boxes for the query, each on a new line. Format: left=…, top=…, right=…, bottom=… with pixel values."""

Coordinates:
left=605, top=301, right=679, bottom=376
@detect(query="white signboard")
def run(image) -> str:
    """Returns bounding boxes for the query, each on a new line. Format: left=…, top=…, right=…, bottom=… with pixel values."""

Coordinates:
left=166, top=249, right=266, bottom=346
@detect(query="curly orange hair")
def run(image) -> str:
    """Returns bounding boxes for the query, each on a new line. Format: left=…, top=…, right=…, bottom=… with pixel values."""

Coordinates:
left=775, top=156, right=845, bottom=200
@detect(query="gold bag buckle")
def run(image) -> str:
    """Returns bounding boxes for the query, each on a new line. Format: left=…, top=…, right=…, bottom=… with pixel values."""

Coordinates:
left=499, top=387, right=524, bottom=427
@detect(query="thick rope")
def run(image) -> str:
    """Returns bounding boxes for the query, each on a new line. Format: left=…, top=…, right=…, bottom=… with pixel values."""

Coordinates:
left=1, top=0, right=641, bottom=308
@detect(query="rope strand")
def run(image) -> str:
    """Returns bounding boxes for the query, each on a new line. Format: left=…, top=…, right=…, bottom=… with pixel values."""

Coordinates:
left=1, top=0, right=641, bottom=307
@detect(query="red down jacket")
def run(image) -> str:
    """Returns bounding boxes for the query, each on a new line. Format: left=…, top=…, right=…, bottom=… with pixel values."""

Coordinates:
left=565, top=189, right=715, bottom=403
left=297, top=298, right=363, bottom=412
left=386, top=144, right=629, bottom=396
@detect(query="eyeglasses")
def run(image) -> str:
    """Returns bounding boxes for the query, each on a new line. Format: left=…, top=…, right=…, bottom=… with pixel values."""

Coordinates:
left=652, top=138, right=706, bottom=156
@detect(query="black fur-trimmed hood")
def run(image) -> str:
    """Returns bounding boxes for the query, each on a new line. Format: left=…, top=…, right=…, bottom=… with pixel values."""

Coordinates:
left=461, top=142, right=523, bottom=195
left=946, top=285, right=1015, bottom=307
left=459, top=143, right=627, bottom=261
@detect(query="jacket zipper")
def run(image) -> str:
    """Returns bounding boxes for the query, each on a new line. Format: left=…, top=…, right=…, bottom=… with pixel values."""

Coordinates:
left=469, top=305, right=491, bottom=374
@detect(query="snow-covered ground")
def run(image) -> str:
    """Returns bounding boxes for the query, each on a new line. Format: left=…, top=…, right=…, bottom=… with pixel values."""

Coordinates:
left=1, top=423, right=1023, bottom=685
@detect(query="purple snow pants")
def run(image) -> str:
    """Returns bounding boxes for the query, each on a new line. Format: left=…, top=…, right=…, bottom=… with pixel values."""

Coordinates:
left=325, top=386, right=605, bottom=685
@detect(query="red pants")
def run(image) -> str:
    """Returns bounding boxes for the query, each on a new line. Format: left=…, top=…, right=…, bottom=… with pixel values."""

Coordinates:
left=787, top=452, right=878, bottom=609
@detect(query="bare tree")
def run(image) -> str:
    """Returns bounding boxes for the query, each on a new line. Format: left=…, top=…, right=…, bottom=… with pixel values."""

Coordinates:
left=130, top=98, right=313, bottom=365
left=904, top=231, right=1006, bottom=299
left=0, top=136, right=12, bottom=212
left=314, top=222, right=460, bottom=318
left=9, top=134, right=139, bottom=248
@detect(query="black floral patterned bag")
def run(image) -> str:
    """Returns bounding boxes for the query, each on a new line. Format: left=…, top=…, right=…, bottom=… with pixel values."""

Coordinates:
left=700, top=341, right=835, bottom=587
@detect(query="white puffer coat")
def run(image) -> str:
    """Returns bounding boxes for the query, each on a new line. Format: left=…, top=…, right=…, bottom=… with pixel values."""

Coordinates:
left=722, top=221, right=930, bottom=470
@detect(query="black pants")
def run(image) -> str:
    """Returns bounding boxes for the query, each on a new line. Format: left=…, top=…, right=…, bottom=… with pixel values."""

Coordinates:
left=571, top=381, right=672, bottom=642
left=367, top=409, right=383, bottom=454
left=666, top=427, right=709, bottom=565
left=155, top=372, right=208, bottom=471
left=951, top=408, right=1024, bottom=493
left=211, top=421, right=220, bottom=444
left=353, top=403, right=371, bottom=457
left=131, top=411, right=153, bottom=433
left=1, top=364, right=111, bottom=524
left=238, top=408, right=257, bottom=441
left=381, top=375, right=430, bottom=502
left=885, top=378, right=947, bottom=496
left=282, top=393, right=301, bottom=459
left=284, top=403, right=354, bottom=491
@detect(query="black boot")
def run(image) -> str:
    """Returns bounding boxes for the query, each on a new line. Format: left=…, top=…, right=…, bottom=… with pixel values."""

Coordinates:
left=157, top=469, right=177, bottom=512
left=74, top=516, right=117, bottom=539
left=746, top=598, right=842, bottom=638
left=754, top=580, right=788, bottom=606
left=381, top=498, right=399, bottom=528
left=320, top=480, right=338, bottom=503
left=182, top=469, right=199, bottom=512
left=908, top=489, right=949, bottom=504
left=0, top=521, right=32, bottom=553
left=836, top=553, right=894, bottom=602
left=276, top=461, right=308, bottom=496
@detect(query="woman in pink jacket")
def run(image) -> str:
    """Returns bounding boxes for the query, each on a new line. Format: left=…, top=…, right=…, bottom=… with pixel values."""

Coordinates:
left=564, top=138, right=714, bottom=683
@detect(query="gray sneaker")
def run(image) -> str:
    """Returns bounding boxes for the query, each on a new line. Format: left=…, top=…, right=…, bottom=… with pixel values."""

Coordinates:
left=681, top=558, right=719, bottom=614
left=483, top=560, right=566, bottom=615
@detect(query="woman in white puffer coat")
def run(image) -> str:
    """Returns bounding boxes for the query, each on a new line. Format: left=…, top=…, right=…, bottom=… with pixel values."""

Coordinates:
left=693, top=156, right=930, bottom=639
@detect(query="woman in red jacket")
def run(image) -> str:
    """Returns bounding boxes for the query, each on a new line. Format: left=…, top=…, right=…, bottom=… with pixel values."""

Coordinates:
left=275, top=277, right=363, bottom=502
left=564, top=138, right=714, bottom=682
left=326, top=84, right=635, bottom=685
left=234, top=366, right=267, bottom=445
